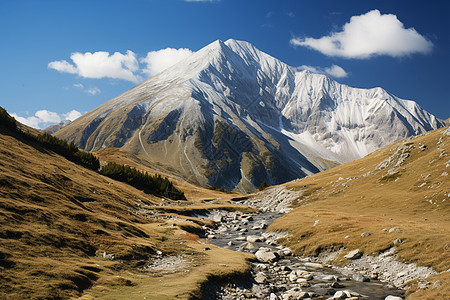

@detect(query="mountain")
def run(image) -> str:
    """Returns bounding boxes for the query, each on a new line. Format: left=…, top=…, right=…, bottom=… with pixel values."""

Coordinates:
left=55, top=39, right=446, bottom=192
left=45, top=119, right=72, bottom=134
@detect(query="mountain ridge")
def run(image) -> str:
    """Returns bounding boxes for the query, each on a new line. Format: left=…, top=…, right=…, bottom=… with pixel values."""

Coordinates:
left=55, top=39, right=446, bottom=192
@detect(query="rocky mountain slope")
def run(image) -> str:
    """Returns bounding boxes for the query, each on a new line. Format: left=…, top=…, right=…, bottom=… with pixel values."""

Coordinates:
left=55, top=39, right=445, bottom=192
left=261, top=126, right=450, bottom=299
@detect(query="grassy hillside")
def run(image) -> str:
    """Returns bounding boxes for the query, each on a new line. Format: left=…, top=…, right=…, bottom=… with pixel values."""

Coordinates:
left=95, top=147, right=242, bottom=202
left=0, top=116, right=251, bottom=299
left=269, top=127, right=450, bottom=299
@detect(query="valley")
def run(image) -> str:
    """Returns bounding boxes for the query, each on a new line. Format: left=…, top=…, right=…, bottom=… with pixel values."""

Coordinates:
left=2, top=1, right=449, bottom=299
left=1, top=105, right=448, bottom=299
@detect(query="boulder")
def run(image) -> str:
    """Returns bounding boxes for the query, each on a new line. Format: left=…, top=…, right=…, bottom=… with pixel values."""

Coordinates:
left=385, top=296, right=403, bottom=300
left=247, top=235, right=265, bottom=243
left=255, top=247, right=278, bottom=263
left=303, top=262, right=323, bottom=268
left=296, top=278, right=310, bottom=287
left=281, top=247, right=292, bottom=256
left=254, top=272, right=267, bottom=284
left=288, top=272, right=298, bottom=282
left=240, top=242, right=255, bottom=250
left=333, top=290, right=346, bottom=299
left=322, top=275, right=338, bottom=281
left=393, top=238, right=403, bottom=245
left=344, top=249, right=362, bottom=259
left=254, top=263, right=268, bottom=271
left=389, top=226, right=400, bottom=233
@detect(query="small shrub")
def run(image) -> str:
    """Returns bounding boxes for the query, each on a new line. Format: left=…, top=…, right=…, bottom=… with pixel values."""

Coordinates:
left=258, top=181, right=268, bottom=191
left=0, top=106, right=18, bottom=131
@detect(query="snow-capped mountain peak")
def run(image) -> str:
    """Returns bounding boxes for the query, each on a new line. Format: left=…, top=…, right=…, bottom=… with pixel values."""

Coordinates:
left=55, top=39, right=446, bottom=192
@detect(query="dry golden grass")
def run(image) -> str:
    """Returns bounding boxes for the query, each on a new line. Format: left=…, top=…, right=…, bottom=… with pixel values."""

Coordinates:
left=0, top=127, right=252, bottom=299
left=80, top=224, right=253, bottom=300
left=269, top=127, right=450, bottom=298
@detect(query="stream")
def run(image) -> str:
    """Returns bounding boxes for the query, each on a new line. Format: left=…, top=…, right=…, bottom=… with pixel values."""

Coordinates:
left=200, top=209, right=405, bottom=300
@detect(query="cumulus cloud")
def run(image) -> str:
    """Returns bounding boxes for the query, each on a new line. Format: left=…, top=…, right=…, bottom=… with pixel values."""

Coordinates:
left=85, top=87, right=101, bottom=95
left=141, top=48, right=193, bottom=77
left=297, top=64, right=348, bottom=78
left=73, top=83, right=84, bottom=89
left=35, top=110, right=61, bottom=124
left=49, top=50, right=141, bottom=82
left=62, top=110, right=82, bottom=121
left=291, top=9, right=433, bottom=59
left=11, top=110, right=83, bottom=129
left=323, top=65, right=348, bottom=78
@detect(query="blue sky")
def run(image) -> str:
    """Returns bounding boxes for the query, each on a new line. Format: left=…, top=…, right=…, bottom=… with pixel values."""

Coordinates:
left=1, top=0, right=449, bottom=128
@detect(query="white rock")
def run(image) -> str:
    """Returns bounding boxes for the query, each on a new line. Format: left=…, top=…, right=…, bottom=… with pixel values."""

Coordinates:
left=254, top=263, right=268, bottom=271
left=254, top=272, right=267, bottom=284
left=389, top=226, right=400, bottom=233
left=255, top=247, right=278, bottom=263
left=322, top=274, right=338, bottom=281
left=393, top=238, right=403, bottom=245
left=240, top=242, right=255, bottom=250
left=303, top=262, right=323, bottom=268
left=296, top=278, right=310, bottom=287
left=344, top=249, right=362, bottom=259
left=247, top=235, right=265, bottom=243
left=281, top=247, right=292, bottom=256
left=288, top=272, right=298, bottom=282
left=102, top=252, right=115, bottom=260
left=385, top=296, right=403, bottom=300
left=333, top=290, right=345, bottom=299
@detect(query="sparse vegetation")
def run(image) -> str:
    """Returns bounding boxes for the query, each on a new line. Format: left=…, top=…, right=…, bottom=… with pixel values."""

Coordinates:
left=0, top=106, right=100, bottom=171
left=100, top=162, right=186, bottom=200
left=269, top=127, right=450, bottom=298
left=208, top=185, right=232, bottom=193
left=258, top=181, right=268, bottom=191
left=0, top=107, right=18, bottom=131
left=32, top=132, right=100, bottom=171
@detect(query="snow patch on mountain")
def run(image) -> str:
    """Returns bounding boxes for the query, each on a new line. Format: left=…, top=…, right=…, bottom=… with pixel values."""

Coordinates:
left=55, top=39, right=446, bottom=192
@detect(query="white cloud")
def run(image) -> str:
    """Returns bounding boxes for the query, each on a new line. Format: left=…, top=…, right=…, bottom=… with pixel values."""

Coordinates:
left=291, top=9, right=433, bottom=59
left=49, top=50, right=141, bottom=83
left=11, top=110, right=83, bottom=129
left=86, top=87, right=101, bottom=95
left=324, top=65, right=348, bottom=78
left=11, top=114, right=41, bottom=129
left=297, top=64, right=348, bottom=78
left=141, top=48, right=193, bottom=77
left=73, top=83, right=84, bottom=89
left=62, top=110, right=82, bottom=121
left=35, top=110, right=61, bottom=124
left=48, top=60, right=77, bottom=74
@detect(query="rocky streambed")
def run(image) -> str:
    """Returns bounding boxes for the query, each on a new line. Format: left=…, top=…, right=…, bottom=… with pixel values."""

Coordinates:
left=198, top=208, right=406, bottom=300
